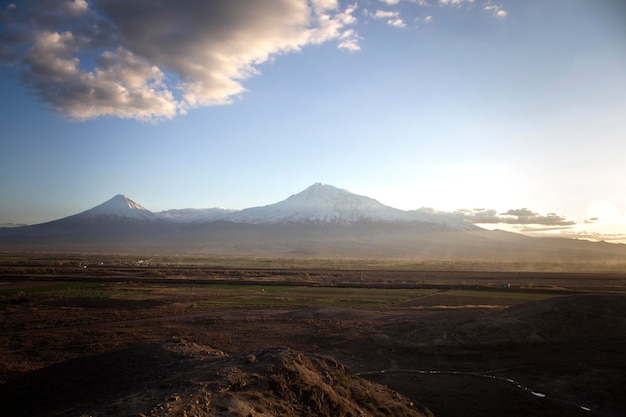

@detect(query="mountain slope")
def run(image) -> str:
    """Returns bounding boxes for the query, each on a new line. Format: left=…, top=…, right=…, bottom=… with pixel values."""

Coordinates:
left=226, top=183, right=476, bottom=230
left=68, top=194, right=161, bottom=222
left=0, top=194, right=172, bottom=245
left=1, top=184, right=626, bottom=260
left=157, top=207, right=237, bottom=222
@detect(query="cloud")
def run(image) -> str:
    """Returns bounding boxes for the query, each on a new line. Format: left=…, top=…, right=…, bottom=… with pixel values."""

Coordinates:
left=484, top=3, right=507, bottom=17
left=551, top=231, right=626, bottom=243
left=438, top=0, right=475, bottom=6
left=387, top=18, right=407, bottom=27
left=337, top=28, right=361, bottom=52
left=374, top=10, right=399, bottom=18
left=1, top=0, right=360, bottom=121
left=513, top=225, right=575, bottom=233
left=372, top=10, right=407, bottom=28
left=421, top=206, right=626, bottom=243
left=456, top=207, right=576, bottom=227
left=386, top=0, right=430, bottom=5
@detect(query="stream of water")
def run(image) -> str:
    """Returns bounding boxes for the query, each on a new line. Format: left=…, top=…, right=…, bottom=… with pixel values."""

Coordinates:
left=357, top=367, right=599, bottom=415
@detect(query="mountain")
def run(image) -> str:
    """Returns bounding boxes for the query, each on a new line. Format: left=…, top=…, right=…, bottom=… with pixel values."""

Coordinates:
left=68, top=194, right=162, bottom=222
left=157, top=207, right=237, bottom=222
left=1, top=183, right=626, bottom=260
left=0, top=194, right=172, bottom=250
left=225, top=183, right=476, bottom=229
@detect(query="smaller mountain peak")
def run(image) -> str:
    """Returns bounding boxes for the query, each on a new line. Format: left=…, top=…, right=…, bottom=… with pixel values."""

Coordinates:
left=307, top=182, right=330, bottom=189
left=103, top=194, right=145, bottom=209
left=75, top=194, right=158, bottom=221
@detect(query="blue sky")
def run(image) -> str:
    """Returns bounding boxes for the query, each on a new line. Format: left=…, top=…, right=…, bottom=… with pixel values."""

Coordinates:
left=1, top=0, right=625, bottom=242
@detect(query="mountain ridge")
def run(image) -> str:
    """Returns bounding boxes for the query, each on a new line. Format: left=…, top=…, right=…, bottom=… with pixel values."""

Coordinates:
left=2, top=183, right=625, bottom=260
left=13, top=183, right=477, bottom=229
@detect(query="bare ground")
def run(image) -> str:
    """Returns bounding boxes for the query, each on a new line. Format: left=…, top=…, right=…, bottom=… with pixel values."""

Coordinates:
left=0, top=272, right=624, bottom=417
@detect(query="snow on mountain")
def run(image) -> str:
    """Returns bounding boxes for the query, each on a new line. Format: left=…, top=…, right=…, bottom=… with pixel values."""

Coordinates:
left=72, top=194, right=161, bottom=221
left=31, top=184, right=477, bottom=230
left=225, top=183, right=477, bottom=229
left=157, top=207, right=239, bottom=222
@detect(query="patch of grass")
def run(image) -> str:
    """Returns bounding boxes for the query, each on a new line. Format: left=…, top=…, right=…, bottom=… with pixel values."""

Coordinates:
left=443, top=290, right=555, bottom=301
left=199, top=286, right=437, bottom=307
left=0, top=282, right=109, bottom=297
left=46, top=288, right=113, bottom=299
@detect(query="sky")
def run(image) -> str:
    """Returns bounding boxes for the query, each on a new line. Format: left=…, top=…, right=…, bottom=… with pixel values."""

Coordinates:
left=1, top=0, right=625, bottom=242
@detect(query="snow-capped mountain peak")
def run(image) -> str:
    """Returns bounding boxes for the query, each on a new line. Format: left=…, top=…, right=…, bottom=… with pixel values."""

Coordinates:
left=157, top=207, right=238, bottom=222
left=225, top=183, right=477, bottom=229
left=74, top=194, right=160, bottom=221
left=33, top=184, right=477, bottom=230
left=287, top=183, right=376, bottom=204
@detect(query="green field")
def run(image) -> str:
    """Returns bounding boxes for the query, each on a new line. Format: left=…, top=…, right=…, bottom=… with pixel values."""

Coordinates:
left=1, top=281, right=561, bottom=308
left=198, top=286, right=438, bottom=307
left=0, top=281, right=109, bottom=297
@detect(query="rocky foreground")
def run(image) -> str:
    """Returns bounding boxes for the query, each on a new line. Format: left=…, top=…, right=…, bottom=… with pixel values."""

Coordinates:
left=0, top=339, right=433, bottom=417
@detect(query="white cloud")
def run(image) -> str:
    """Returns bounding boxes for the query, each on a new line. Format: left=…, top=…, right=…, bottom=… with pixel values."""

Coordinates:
left=388, top=18, right=407, bottom=27
left=374, top=10, right=399, bottom=18
left=484, top=4, right=508, bottom=18
left=64, top=0, right=88, bottom=14
left=438, top=0, right=474, bottom=6
left=373, top=10, right=406, bottom=28
left=338, top=28, right=361, bottom=51
left=1, top=0, right=360, bottom=121
left=311, top=0, right=339, bottom=11
left=378, top=0, right=429, bottom=4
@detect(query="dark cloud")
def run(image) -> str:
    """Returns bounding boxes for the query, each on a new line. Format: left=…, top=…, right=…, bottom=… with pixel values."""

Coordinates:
left=502, top=208, right=535, bottom=217
left=1, top=0, right=359, bottom=120
left=453, top=208, right=501, bottom=224
left=558, top=231, right=626, bottom=242
left=456, top=207, right=576, bottom=227
left=514, top=225, right=577, bottom=233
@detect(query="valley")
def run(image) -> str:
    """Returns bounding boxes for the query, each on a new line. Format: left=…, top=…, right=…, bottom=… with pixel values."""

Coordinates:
left=1, top=254, right=624, bottom=416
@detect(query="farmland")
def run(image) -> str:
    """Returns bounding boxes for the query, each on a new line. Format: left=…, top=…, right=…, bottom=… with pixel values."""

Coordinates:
left=0, top=253, right=625, bottom=417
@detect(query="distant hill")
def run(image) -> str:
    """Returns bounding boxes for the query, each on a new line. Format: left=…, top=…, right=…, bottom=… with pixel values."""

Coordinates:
left=1, top=183, right=625, bottom=260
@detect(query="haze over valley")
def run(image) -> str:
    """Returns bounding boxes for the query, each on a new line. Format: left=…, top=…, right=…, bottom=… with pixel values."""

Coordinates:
left=2, top=183, right=625, bottom=263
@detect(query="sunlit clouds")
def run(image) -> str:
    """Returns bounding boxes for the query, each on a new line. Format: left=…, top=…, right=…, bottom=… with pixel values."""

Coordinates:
left=457, top=208, right=576, bottom=228
left=1, top=0, right=360, bottom=121
left=452, top=205, right=626, bottom=243
left=0, top=0, right=517, bottom=121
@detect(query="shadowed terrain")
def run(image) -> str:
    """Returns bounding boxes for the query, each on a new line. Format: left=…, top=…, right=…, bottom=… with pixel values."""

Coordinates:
left=0, top=341, right=432, bottom=417
left=0, top=257, right=624, bottom=417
